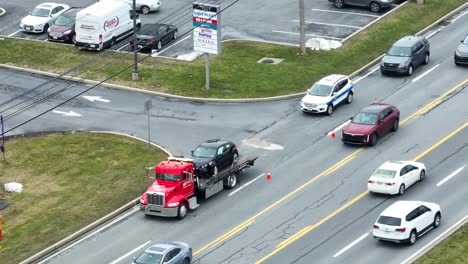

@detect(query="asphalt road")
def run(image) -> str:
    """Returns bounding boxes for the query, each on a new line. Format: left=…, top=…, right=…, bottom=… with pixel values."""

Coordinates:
left=0, top=4, right=467, bottom=264
left=0, top=0, right=403, bottom=59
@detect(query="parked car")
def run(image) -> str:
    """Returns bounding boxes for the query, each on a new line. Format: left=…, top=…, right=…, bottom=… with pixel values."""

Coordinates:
left=20, top=2, right=70, bottom=33
left=190, top=139, right=238, bottom=178
left=47, top=7, right=81, bottom=43
left=132, top=241, right=192, bottom=264
left=121, top=0, right=161, bottom=14
left=368, top=161, right=426, bottom=195
left=380, top=35, right=430, bottom=76
left=341, top=102, right=400, bottom=146
left=301, top=74, right=354, bottom=115
left=454, top=34, right=468, bottom=66
left=329, top=0, right=394, bottom=13
left=130, top=23, right=178, bottom=51
left=373, top=201, right=441, bottom=245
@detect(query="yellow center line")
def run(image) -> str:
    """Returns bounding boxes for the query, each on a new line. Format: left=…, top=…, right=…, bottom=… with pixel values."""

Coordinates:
left=256, top=121, right=468, bottom=264
left=194, top=79, right=467, bottom=258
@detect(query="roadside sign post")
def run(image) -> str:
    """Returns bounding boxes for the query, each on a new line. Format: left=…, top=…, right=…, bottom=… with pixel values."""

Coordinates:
left=192, top=2, right=222, bottom=91
left=1, top=115, right=5, bottom=161
left=144, top=100, right=152, bottom=148
left=151, top=49, right=158, bottom=86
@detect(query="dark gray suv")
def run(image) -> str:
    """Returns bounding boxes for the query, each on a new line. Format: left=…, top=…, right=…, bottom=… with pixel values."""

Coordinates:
left=380, top=35, right=430, bottom=76
left=329, top=0, right=394, bottom=13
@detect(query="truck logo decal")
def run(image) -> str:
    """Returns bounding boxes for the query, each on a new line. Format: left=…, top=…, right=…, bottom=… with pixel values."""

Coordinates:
left=104, top=17, right=119, bottom=31
left=79, top=24, right=95, bottom=31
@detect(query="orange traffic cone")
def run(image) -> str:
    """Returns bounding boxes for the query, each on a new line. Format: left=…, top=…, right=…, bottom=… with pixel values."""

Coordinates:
left=267, top=170, right=272, bottom=180
left=330, top=129, right=336, bottom=139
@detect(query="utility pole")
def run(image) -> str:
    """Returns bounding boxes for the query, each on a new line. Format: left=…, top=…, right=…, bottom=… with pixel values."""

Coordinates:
left=299, top=0, right=306, bottom=55
left=132, top=0, right=140, bottom=80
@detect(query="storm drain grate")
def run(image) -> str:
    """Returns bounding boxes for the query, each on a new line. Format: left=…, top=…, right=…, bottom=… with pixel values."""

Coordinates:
left=257, top=57, right=284, bottom=64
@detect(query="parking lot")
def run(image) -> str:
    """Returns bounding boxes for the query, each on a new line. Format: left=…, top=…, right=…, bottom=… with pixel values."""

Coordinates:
left=0, top=0, right=403, bottom=60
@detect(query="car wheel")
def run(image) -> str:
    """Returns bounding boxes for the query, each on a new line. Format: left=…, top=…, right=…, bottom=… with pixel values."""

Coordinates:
left=407, top=64, right=414, bottom=76
left=408, top=230, right=417, bottom=245
left=391, top=119, right=399, bottom=132
left=334, top=0, right=344, bottom=8
left=326, top=105, right=333, bottom=115
left=423, top=53, right=430, bottom=65
left=232, top=151, right=239, bottom=165
left=419, top=169, right=425, bottom=181
left=177, top=202, right=188, bottom=219
left=141, top=5, right=151, bottom=14
left=43, top=24, right=49, bottom=33
left=173, top=30, right=178, bottom=40
left=369, top=2, right=381, bottom=13
left=183, top=258, right=191, bottom=264
left=433, top=212, right=441, bottom=228
left=211, top=164, right=218, bottom=177
left=225, top=174, right=237, bottom=189
left=380, top=68, right=387, bottom=75
left=110, top=38, right=116, bottom=48
left=346, top=92, right=353, bottom=104
left=398, top=184, right=405, bottom=195
left=157, top=41, right=162, bottom=50
left=370, top=133, right=378, bottom=146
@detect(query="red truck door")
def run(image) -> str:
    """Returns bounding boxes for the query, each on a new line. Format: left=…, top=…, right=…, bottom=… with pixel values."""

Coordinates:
left=182, top=172, right=195, bottom=197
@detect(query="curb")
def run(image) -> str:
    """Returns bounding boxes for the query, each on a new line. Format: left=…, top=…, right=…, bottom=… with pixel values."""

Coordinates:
left=401, top=214, right=468, bottom=264
left=18, top=131, right=171, bottom=264
left=0, top=8, right=5, bottom=17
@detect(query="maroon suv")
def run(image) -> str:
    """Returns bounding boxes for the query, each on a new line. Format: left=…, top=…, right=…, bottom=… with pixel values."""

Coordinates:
left=47, top=7, right=81, bottom=43
left=342, top=103, right=400, bottom=146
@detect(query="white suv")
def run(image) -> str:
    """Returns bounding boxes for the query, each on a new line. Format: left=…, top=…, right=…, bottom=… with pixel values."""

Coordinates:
left=373, top=201, right=441, bottom=245
left=20, top=3, right=70, bottom=33
left=300, top=74, right=354, bottom=115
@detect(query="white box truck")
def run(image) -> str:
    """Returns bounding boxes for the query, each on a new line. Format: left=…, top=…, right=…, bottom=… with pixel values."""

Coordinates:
left=75, top=0, right=141, bottom=51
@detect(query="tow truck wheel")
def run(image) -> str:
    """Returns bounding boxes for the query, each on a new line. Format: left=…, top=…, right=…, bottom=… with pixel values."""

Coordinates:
left=225, top=174, right=237, bottom=189
left=177, top=202, right=188, bottom=219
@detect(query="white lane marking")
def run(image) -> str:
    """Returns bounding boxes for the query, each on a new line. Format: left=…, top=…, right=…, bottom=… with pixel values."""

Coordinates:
left=228, top=173, right=265, bottom=197
left=117, top=43, right=130, bottom=51
left=292, top=20, right=362, bottom=29
left=272, top=30, right=343, bottom=40
left=353, top=67, right=380, bottom=83
left=310, top=8, right=380, bottom=18
left=333, top=232, right=369, bottom=258
left=109, top=240, right=152, bottom=264
left=412, top=64, right=440, bottom=83
left=426, top=28, right=442, bottom=39
left=52, top=110, right=82, bottom=117
left=82, top=95, right=110, bottom=103
left=37, top=207, right=140, bottom=264
left=8, top=29, right=21, bottom=37
left=156, top=35, right=191, bottom=55
left=436, top=165, right=465, bottom=187
left=401, top=214, right=468, bottom=264
left=451, top=10, right=468, bottom=23
left=327, top=120, right=351, bottom=136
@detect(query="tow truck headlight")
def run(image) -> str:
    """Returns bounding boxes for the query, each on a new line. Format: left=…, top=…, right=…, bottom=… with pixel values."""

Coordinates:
left=167, top=202, right=180, bottom=207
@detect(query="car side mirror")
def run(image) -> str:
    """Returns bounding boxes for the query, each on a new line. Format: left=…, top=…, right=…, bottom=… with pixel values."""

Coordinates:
left=190, top=150, right=194, bottom=155
left=332, top=92, right=337, bottom=96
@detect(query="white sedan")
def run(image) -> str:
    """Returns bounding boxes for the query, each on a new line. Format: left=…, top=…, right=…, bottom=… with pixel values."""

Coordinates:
left=367, top=160, right=426, bottom=195
left=20, top=3, right=70, bottom=33
left=300, top=74, right=354, bottom=115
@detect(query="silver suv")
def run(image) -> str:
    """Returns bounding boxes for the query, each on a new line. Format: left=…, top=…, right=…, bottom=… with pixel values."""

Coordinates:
left=380, top=35, right=430, bottom=76
left=329, top=0, right=394, bottom=13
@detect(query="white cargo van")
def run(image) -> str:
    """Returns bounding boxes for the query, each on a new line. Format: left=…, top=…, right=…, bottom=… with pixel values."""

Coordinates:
left=75, top=0, right=141, bottom=51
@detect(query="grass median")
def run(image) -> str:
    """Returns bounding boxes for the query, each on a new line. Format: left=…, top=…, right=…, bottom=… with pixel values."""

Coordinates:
left=414, top=223, right=468, bottom=264
left=0, top=133, right=167, bottom=264
left=0, top=0, right=465, bottom=99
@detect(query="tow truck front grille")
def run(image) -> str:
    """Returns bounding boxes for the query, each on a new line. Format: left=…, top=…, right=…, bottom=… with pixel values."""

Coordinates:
left=147, top=193, right=164, bottom=206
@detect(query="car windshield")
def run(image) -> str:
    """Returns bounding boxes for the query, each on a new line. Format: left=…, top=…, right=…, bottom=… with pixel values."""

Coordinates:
left=134, top=252, right=163, bottom=264
left=373, top=169, right=396, bottom=179
left=192, top=146, right=217, bottom=158
left=31, top=8, right=50, bottom=17
left=307, top=83, right=333, bottom=96
left=387, top=46, right=412, bottom=57
left=352, top=112, right=377, bottom=125
left=156, top=173, right=180, bottom=181
left=55, top=16, right=75, bottom=26
left=377, top=216, right=402, bottom=226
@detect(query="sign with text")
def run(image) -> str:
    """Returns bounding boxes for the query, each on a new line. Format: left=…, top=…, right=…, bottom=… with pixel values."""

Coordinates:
left=193, top=2, right=221, bottom=55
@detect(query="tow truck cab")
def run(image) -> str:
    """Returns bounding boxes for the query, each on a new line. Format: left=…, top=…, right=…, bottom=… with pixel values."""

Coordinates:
left=139, top=158, right=198, bottom=218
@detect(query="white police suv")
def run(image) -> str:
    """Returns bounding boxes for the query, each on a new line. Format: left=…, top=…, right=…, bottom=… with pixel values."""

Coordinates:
left=300, top=74, right=354, bottom=115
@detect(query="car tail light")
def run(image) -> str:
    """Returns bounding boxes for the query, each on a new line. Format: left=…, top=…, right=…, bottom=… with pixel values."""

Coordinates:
left=232, top=144, right=237, bottom=148
left=396, top=227, right=406, bottom=232
left=385, top=182, right=395, bottom=186
left=373, top=225, right=379, bottom=229
left=148, top=38, right=155, bottom=42
left=99, top=34, right=102, bottom=44
left=368, top=180, right=374, bottom=183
